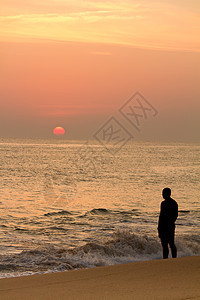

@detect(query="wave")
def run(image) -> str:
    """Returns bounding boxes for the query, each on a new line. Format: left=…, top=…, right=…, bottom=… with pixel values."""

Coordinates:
left=44, top=210, right=72, bottom=217
left=0, top=230, right=199, bottom=278
left=89, top=208, right=110, bottom=215
left=0, top=224, right=7, bottom=228
left=48, top=226, right=69, bottom=231
left=85, top=208, right=141, bottom=216
left=14, top=227, right=30, bottom=232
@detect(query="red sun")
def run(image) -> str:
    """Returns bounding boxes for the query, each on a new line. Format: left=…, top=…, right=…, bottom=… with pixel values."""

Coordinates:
left=53, top=126, right=65, bottom=136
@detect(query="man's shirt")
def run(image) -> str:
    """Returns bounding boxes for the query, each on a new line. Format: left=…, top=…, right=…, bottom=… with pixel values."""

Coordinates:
left=158, top=198, right=178, bottom=235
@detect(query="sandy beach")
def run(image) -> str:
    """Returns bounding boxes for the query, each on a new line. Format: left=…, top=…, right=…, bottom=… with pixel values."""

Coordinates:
left=0, top=256, right=199, bottom=300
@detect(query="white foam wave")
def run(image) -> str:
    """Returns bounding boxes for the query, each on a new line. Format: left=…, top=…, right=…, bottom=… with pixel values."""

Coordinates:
left=0, top=230, right=199, bottom=278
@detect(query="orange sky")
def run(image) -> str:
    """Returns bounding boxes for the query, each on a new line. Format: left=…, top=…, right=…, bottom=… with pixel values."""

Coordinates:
left=0, top=1, right=199, bottom=141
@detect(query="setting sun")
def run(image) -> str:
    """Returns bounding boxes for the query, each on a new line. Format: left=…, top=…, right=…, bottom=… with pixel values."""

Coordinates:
left=53, top=126, right=65, bottom=136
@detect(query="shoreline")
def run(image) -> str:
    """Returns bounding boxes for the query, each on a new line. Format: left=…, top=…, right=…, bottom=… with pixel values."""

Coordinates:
left=0, top=256, right=199, bottom=299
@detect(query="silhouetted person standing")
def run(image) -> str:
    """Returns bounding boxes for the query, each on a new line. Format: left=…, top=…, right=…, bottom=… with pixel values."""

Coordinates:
left=158, top=188, right=178, bottom=259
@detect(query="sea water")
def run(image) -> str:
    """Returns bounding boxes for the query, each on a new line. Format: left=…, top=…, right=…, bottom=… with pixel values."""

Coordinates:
left=0, top=138, right=199, bottom=277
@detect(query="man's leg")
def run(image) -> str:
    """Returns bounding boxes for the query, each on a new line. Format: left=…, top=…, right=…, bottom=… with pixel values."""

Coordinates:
left=169, top=233, right=177, bottom=258
left=161, top=238, right=169, bottom=259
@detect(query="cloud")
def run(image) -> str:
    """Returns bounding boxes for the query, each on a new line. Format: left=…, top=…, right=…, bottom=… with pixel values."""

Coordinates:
left=0, top=1, right=199, bottom=52
left=0, top=11, right=146, bottom=24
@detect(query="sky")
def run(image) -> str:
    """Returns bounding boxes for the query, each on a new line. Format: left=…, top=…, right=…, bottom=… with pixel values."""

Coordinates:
left=0, top=0, right=199, bottom=141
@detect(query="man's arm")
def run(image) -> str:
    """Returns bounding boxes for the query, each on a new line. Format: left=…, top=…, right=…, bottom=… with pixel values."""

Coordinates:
left=174, top=202, right=178, bottom=222
left=158, top=202, right=164, bottom=237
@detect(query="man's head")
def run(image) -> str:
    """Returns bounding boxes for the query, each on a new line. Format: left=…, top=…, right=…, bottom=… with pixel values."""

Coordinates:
left=162, top=187, right=171, bottom=199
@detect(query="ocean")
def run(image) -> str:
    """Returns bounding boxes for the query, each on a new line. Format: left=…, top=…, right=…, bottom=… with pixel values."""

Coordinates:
left=0, top=138, right=199, bottom=278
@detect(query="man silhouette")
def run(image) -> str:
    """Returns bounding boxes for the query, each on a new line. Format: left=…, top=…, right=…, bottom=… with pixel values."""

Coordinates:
left=158, top=188, right=178, bottom=259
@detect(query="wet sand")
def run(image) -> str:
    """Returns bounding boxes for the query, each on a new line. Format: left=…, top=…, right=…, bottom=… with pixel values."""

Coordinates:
left=0, top=256, right=199, bottom=299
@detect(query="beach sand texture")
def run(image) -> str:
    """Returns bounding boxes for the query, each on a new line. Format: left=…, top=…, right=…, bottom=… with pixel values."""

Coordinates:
left=0, top=256, right=199, bottom=300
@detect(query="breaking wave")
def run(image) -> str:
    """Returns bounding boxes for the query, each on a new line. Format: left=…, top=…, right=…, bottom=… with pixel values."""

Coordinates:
left=0, top=230, right=199, bottom=278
